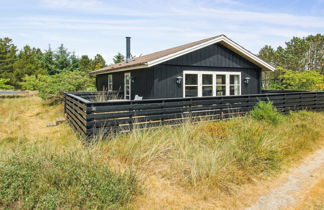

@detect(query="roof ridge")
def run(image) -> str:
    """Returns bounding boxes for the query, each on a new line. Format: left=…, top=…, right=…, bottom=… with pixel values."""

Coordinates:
left=91, top=34, right=224, bottom=73
left=91, top=34, right=275, bottom=74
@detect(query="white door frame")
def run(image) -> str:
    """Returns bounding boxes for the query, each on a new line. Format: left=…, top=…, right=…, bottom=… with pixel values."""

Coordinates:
left=124, top=72, right=131, bottom=100
left=183, top=70, right=241, bottom=98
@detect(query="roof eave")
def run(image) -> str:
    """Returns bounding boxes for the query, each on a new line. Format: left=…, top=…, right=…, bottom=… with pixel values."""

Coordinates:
left=90, top=64, right=148, bottom=75
left=147, top=35, right=275, bottom=72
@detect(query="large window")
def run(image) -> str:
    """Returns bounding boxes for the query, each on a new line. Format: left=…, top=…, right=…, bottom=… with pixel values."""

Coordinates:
left=108, top=74, right=113, bottom=92
left=183, top=71, right=241, bottom=97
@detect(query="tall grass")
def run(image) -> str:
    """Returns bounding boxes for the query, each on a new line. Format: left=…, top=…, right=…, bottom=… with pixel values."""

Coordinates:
left=1, top=97, right=324, bottom=208
left=96, top=103, right=324, bottom=193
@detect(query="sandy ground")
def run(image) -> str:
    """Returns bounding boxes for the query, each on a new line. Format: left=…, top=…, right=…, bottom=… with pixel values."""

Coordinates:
left=246, top=148, right=324, bottom=210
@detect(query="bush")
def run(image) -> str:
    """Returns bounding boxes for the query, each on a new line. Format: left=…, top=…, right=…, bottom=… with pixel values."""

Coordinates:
left=0, top=145, right=139, bottom=209
left=276, top=67, right=324, bottom=91
left=20, top=71, right=95, bottom=103
left=250, top=101, right=283, bottom=125
left=0, top=78, right=14, bottom=90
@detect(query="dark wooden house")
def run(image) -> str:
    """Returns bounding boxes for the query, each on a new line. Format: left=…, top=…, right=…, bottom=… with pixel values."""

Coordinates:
left=90, top=35, right=275, bottom=100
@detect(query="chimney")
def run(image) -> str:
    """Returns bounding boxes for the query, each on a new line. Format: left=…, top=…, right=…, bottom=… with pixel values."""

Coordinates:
left=126, top=36, right=131, bottom=63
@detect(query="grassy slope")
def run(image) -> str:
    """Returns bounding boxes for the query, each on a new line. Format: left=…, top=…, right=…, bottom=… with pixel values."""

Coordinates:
left=1, top=96, right=324, bottom=209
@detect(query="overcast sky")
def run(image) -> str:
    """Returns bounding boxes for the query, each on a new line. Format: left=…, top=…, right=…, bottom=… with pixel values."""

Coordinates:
left=1, top=0, right=323, bottom=63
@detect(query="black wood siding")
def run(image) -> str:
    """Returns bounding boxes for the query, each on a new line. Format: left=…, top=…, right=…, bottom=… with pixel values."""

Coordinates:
left=112, top=72, right=124, bottom=97
left=152, top=43, right=262, bottom=98
left=131, top=68, right=154, bottom=99
left=164, top=43, right=258, bottom=68
left=96, top=43, right=262, bottom=99
left=96, top=74, right=107, bottom=91
left=95, top=68, right=154, bottom=99
left=152, top=65, right=260, bottom=98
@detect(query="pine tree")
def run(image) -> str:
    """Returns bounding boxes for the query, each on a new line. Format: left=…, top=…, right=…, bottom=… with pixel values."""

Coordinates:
left=258, top=34, right=324, bottom=73
left=12, top=45, right=47, bottom=87
left=54, top=44, right=71, bottom=73
left=91, top=54, right=106, bottom=70
left=69, top=52, right=80, bottom=71
left=258, top=45, right=276, bottom=66
left=0, top=37, right=17, bottom=85
left=42, top=45, right=56, bottom=75
left=113, top=52, right=125, bottom=64
left=79, top=55, right=92, bottom=72
left=305, top=34, right=324, bottom=73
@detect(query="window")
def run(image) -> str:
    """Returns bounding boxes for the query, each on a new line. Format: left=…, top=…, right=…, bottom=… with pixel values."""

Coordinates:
left=108, top=74, right=113, bottom=92
left=184, top=74, right=198, bottom=97
left=183, top=71, right=241, bottom=97
left=124, top=73, right=131, bottom=100
left=202, top=74, right=213, bottom=96
left=230, top=75, right=240, bottom=95
left=216, top=75, right=226, bottom=96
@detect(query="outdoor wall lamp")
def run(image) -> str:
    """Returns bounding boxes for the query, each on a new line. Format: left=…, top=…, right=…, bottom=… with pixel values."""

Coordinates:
left=244, top=77, right=250, bottom=85
left=176, top=76, right=183, bottom=85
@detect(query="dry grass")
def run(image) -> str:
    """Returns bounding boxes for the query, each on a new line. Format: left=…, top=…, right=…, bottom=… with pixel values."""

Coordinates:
left=1, top=96, right=324, bottom=209
left=295, top=178, right=324, bottom=210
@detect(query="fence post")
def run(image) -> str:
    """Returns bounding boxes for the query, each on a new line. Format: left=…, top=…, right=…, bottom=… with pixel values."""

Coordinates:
left=300, top=92, right=304, bottom=111
left=314, top=92, right=317, bottom=111
left=129, top=101, right=133, bottom=131
left=64, top=93, right=66, bottom=115
left=161, top=100, right=165, bottom=125
left=283, top=93, right=287, bottom=113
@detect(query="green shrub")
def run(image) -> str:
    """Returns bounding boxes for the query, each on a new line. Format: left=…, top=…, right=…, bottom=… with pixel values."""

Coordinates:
left=20, top=71, right=95, bottom=103
left=0, top=78, right=14, bottom=90
left=250, top=101, right=283, bottom=125
left=277, top=67, right=324, bottom=91
left=0, top=146, right=139, bottom=209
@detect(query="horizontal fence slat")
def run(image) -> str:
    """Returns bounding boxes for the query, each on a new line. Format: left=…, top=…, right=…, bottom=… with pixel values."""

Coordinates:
left=64, top=91, right=324, bottom=138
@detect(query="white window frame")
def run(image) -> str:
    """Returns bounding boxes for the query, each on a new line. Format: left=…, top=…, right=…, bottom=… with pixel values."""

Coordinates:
left=107, top=74, right=113, bottom=92
left=124, top=72, right=131, bottom=100
left=183, top=71, right=241, bottom=98
left=183, top=73, right=199, bottom=98
left=229, top=74, right=241, bottom=96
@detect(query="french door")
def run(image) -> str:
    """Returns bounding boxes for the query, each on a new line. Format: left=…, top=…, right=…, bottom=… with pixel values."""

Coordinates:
left=124, top=72, right=131, bottom=100
left=183, top=71, right=241, bottom=98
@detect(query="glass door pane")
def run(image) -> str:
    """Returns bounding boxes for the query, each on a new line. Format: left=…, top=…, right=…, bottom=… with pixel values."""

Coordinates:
left=216, top=75, right=226, bottom=96
left=124, top=73, right=131, bottom=100
left=202, top=74, right=213, bottom=96
left=230, top=75, right=240, bottom=95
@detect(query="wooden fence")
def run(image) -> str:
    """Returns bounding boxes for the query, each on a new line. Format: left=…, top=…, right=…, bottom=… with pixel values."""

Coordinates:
left=64, top=91, right=324, bottom=138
